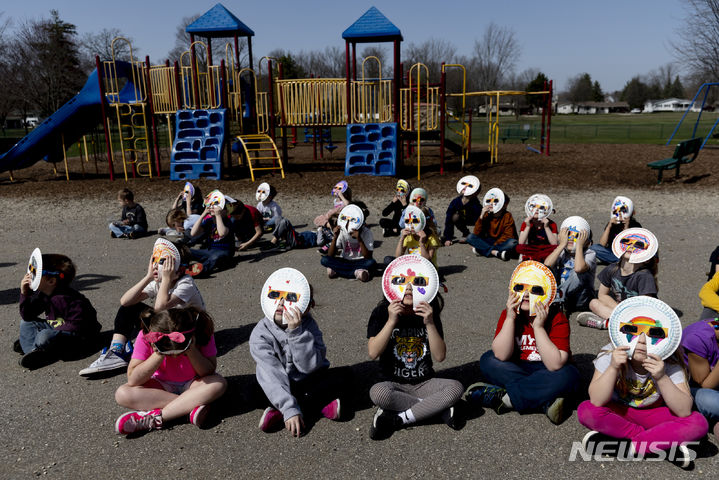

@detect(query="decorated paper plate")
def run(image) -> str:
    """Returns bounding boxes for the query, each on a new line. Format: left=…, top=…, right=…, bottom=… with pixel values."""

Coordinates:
left=152, top=238, right=181, bottom=271
left=612, top=227, right=658, bottom=264
left=403, top=205, right=426, bottom=234
left=456, top=175, right=480, bottom=196
left=396, top=179, right=411, bottom=197
left=525, top=194, right=553, bottom=220
left=560, top=216, right=591, bottom=242
left=256, top=182, right=271, bottom=202
left=204, top=190, right=226, bottom=210
left=183, top=182, right=194, bottom=199
left=332, top=180, right=348, bottom=196
left=509, top=260, right=557, bottom=316
left=409, top=188, right=427, bottom=205
left=260, top=268, right=311, bottom=325
left=383, top=255, right=439, bottom=308
left=612, top=196, right=634, bottom=221
left=27, top=248, right=43, bottom=291
left=338, top=204, right=364, bottom=233
left=608, top=296, right=682, bottom=360
left=483, top=188, right=505, bottom=213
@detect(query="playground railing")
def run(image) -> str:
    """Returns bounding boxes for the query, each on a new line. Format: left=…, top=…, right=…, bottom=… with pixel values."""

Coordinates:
left=399, top=89, right=440, bottom=131
left=103, top=60, right=147, bottom=105
left=180, top=65, right=222, bottom=110
left=147, top=65, right=179, bottom=114
left=350, top=79, right=393, bottom=124
left=275, top=78, right=347, bottom=127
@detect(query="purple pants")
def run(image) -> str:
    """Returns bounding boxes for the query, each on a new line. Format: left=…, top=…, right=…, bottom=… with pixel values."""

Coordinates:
left=577, top=400, right=708, bottom=454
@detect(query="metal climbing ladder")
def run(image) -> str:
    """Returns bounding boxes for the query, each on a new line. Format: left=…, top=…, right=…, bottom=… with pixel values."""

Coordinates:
left=236, top=134, right=284, bottom=182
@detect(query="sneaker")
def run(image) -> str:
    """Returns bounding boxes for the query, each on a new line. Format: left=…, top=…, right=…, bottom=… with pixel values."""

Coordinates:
left=188, top=262, right=204, bottom=277
left=318, top=244, right=330, bottom=255
left=110, top=231, right=117, bottom=238
left=440, top=406, right=463, bottom=431
left=545, top=397, right=567, bottom=425
left=369, top=407, right=397, bottom=441
left=260, top=242, right=280, bottom=252
left=321, top=398, right=341, bottom=421
left=355, top=269, right=370, bottom=282
left=577, top=312, right=607, bottom=329
left=499, top=250, right=509, bottom=261
left=472, top=247, right=481, bottom=257
left=115, top=408, right=163, bottom=435
left=458, top=236, right=468, bottom=244
left=189, top=405, right=209, bottom=428
left=19, top=348, right=53, bottom=370
left=258, top=407, right=283, bottom=432
left=127, top=231, right=137, bottom=240
left=79, top=348, right=129, bottom=376
left=327, top=267, right=338, bottom=279
left=463, top=382, right=510, bottom=413
left=13, top=339, right=23, bottom=354
left=581, top=430, right=601, bottom=455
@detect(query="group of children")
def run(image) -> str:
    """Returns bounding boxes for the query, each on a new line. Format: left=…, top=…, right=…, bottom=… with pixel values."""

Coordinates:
left=13, top=175, right=719, bottom=469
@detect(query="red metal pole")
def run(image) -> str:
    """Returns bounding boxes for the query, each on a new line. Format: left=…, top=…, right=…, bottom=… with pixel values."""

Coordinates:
left=394, top=39, right=401, bottom=124
left=145, top=56, right=162, bottom=177
left=173, top=61, right=183, bottom=110
left=345, top=41, right=351, bottom=125
left=95, top=55, right=114, bottom=180
left=540, top=80, right=547, bottom=154
left=439, top=63, right=446, bottom=175
left=546, top=80, right=552, bottom=156
left=352, top=43, right=357, bottom=81
left=267, top=60, right=276, bottom=142
left=234, top=36, right=240, bottom=68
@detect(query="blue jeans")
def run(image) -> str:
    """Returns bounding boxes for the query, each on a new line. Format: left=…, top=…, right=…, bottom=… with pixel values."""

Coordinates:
left=478, top=350, right=581, bottom=412
left=321, top=255, right=376, bottom=279
left=190, top=248, right=233, bottom=272
left=588, top=244, right=618, bottom=264
left=558, top=270, right=596, bottom=313
left=692, top=387, right=719, bottom=425
left=466, top=235, right=517, bottom=257
left=19, top=320, right=79, bottom=354
left=109, top=222, right=146, bottom=238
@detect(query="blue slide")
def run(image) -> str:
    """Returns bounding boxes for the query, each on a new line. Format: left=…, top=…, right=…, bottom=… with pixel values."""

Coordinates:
left=0, top=61, right=139, bottom=173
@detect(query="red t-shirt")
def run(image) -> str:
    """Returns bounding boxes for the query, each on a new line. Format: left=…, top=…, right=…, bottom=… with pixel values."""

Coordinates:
left=520, top=220, right=558, bottom=245
left=493, top=308, right=570, bottom=361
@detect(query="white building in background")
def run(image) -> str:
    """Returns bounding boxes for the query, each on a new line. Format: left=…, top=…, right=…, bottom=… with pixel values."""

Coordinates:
left=642, top=98, right=692, bottom=113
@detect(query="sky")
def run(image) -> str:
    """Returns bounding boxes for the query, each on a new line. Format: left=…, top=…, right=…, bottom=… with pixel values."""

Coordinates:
left=1, top=1, right=690, bottom=93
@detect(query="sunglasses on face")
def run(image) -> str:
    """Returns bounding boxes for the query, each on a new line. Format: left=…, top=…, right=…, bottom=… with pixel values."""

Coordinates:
left=411, top=197, right=425, bottom=204
left=405, top=216, right=422, bottom=225
left=619, top=238, right=646, bottom=250
left=267, top=289, right=301, bottom=303
left=28, top=263, right=63, bottom=279
left=512, top=283, right=545, bottom=296
left=339, top=215, right=360, bottom=224
left=486, top=198, right=500, bottom=204
left=619, top=323, right=667, bottom=339
left=391, top=275, right=428, bottom=287
left=614, top=205, right=628, bottom=213
left=460, top=182, right=475, bottom=189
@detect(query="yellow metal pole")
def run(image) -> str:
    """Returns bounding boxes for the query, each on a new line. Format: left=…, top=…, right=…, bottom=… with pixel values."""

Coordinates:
left=61, top=133, right=70, bottom=181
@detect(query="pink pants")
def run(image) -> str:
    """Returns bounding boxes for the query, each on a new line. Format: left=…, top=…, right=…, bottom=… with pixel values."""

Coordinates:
left=577, top=400, right=708, bottom=454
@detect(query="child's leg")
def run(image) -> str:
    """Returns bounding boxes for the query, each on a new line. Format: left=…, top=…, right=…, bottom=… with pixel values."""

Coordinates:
left=560, top=271, right=595, bottom=313
left=113, top=303, right=151, bottom=345
left=115, top=379, right=179, bottom=411
left=577, top=400, right=645, bottom=439
left=159, top=374, right=227, bottom=422
left=694, top=387, right=719, bottom=425
left=370, top=381, right=422, bottom=412
left=466, top=234, right=494, bottom=256
left=320, top=256, right=375, bottom=278
left=622, top=406, right=708, bottom=454
left=272, top=218, right=293, bottom=244
left=292, top=368, right=347, bottom=416
left=494, top=238, right=518, bottom=255
left=589, top=298, right=615, bottom=320
left=108, top=222, right=127, bottom=238
left=409, top=378, right=464, bottom=422
left=588, top=244, right=618, bottom=264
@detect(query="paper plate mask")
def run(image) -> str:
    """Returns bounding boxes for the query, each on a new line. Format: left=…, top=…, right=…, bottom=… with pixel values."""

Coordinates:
left=260, top=268, right=311, bottom=325
left=338, top=204, right=364, bottom=233
left=612, top=228, right=658, bottom=264
left=509, top=260, right=557, bottom=316
left=27, top=248, right=43, bottom=291
left=396, top=179, right=410, bottom=197
left=152, top=238, right=181, bottom=272
left=608, top=296, right=682, bottom=360
left=525, top=194, right=553, bottom=220
left=410, top=188, right=427, bottom=205
left=183, top=182, right=194, bottom=199
left=256, top=182, right=270, bottom=202
left=483, top=188, right=505, bottom=214
left=560, top=216, right=591, bottom=243
left=204, top=190, right=226, bottom=210
left=383, top=255, right=439, bottom=308
left=332, top=180, right=348, bottom=196
left=456, top=175, right=480, bottom=196
left=612, top=196, right=634, bottom=221
left=403, top=205, right=426, bottom=234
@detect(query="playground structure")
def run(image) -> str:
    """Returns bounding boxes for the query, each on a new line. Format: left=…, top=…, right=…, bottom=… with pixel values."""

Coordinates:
left=0, top=4, right=553, bottom=182
left=667, top=82, right=719, bottom=149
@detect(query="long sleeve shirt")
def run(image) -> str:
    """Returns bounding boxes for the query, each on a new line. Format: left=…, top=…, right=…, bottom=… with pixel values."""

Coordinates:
left=473, top=211, right=518, bottom=245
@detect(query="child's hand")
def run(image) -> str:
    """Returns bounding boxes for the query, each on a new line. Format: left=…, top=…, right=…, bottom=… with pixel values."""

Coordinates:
left=531, top=301, right=548, bottom=329
left=159, top=257, right=178, bottom=284
left=285, top=414, right=304, bottom=437
left=122, top=219, right=130, bottom=225
left=417, top=230, right=427, bottom=243
left=642, top=353, right=666, bottom=380
left=20, top=273, right=32, bottom=295
left=558, top=227, right=569, bottom=246
left=388, top=300, right=404, bottom=325
left=524, top=215, right=532, bottom=224
left=505, top=291, right=521, bottom=319
left=610, top=346, right=629, bottom=369
left=146, top=257, right=156, bottom=279
left=392, top=194, right=399, bottom=203
left=415, top=301, right=434, bottom=325
left=576, top=230, right=588, bottom=249
left=285, top=306, right=302, bottom=330
left=332, top=225, right=341, bottom=235
left=400, top=228, right=411, bottom=238
left=540, top=217, right=549, bottom=226
left=350, top=229, right=360, bottom=239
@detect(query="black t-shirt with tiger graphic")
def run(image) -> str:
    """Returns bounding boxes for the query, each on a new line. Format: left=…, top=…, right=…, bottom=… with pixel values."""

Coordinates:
left=367, top=302, right=444, bottom=384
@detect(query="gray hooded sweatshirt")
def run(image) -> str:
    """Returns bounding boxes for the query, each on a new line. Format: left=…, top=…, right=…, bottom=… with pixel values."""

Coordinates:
left=249, top=314, right=330, bottom=420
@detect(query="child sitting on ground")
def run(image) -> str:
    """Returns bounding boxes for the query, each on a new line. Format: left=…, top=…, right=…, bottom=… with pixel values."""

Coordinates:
left=577, top=228, right=658, bottom=330
left=255, top=183, right=282, bottom=233
left=190, top=191, right=235, bottom=274
left=467, top=187, right=517, bottom=261
left=80, top=239, right=204, bottom=376
left=159, top=208, right=188, bottom=242
left=385, top=206, right=441, bottom=267
left=698, top=269, right=719, bottom=320
left=109, top=188, right=148, bottom=239
left=400, top=188, right=437, bottom=231
left=228, top=199, right=265, bottom=252
left=17, top=251, right=100, bottom=369
left=172, top=182, right=204, bottom=230
left=516, top=193, right=558, bottom=262
left=442, top=175, right=482, bottom=246
left=114, top=307, right=227, bottom=435
left=261, top=214, right=336, bottom=252
left=379, top=179, right=411, bottom=237
left=250, top=268, right=343, bottom=437
left=589, top=196, right=642, bottom=264
left=321, top=204, right=375, bottom=282
left=682, top=317, right=719, bottom=440
left=543, top=216, right=596, bottom=315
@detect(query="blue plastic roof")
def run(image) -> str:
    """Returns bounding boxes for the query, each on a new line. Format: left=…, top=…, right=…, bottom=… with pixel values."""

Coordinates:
left=186, top=3, right=254, bottom=37
left=342, top=6, right=402, bottom=42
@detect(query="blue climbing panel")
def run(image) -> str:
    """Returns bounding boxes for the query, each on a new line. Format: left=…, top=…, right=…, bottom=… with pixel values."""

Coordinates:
left=170, top=109, right=226, bottom=180
left=344, top=123, right=398, bottom=176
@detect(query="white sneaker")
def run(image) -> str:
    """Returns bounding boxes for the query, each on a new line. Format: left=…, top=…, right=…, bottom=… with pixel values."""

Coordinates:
left=78, top=348, right=129, bottom=376
left=577, top=312, right=607, bottom=330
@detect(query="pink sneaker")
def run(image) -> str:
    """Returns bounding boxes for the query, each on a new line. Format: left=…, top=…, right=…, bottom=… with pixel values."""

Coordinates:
left=354, top=269, right=370, bottom=282
left=258, top=407, right=283, bottom=432
left=115, top=408, right=163, bottom=435
left=189, top=404, right=209, bottom=428
left=327, top=267, right=338, bottom=279
left=321, top=398, right=341, bottom=420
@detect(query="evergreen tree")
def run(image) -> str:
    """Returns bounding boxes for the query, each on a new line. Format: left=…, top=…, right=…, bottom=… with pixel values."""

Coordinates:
left=620, top=77, right=651, bottom=109
left=525, top=72, right=549, bottom=113
left=591, top=81, right=604, bottom=102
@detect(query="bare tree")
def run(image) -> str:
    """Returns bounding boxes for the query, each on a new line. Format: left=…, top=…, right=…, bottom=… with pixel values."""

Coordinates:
left=471, top=22, right=520, bottom=91
left=0, top=13, right=15, bottom=132
left=672, top=0, right=719, bottom=81
left=403, top=38, right=457, bottom=83
left=167, top=14, right=248, bottom=69
left=298, top=46, right=345, bottom=78
left=80, top=28, right=136, bottom=72
left=358, top=45, right=389, bottom=79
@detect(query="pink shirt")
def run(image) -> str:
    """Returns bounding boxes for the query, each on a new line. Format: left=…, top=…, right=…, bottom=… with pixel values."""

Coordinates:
left=132, top=330, right=217, bottom=382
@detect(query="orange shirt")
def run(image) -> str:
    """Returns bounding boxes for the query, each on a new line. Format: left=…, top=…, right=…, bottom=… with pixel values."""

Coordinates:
left=473, top=211, right=518, bottom=244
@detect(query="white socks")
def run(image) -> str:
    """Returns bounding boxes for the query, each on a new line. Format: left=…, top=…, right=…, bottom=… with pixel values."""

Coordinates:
left=398, top=409, right=416, bottom=425
left=501, top=393, right=513, bottom=408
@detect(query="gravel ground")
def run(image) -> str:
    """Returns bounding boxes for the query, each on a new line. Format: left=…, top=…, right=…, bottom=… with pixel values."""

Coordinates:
left=1, top=144, right=719, bottom=479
